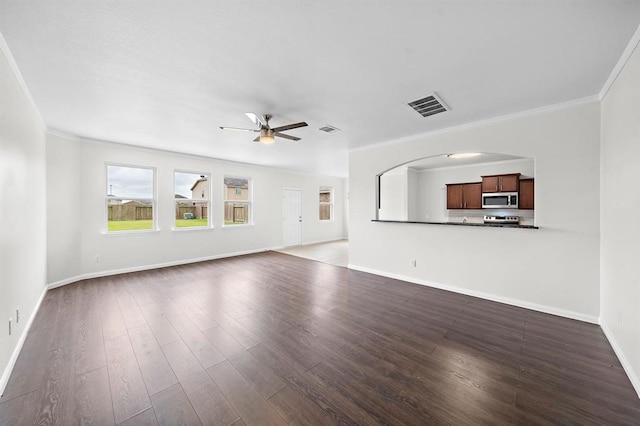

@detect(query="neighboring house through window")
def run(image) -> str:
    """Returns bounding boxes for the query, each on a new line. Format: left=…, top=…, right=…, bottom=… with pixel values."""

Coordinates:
left=175, top=171, right=210, bottom=228
left=319, top=186, right=333, bottom=221
left=224, top=176, right=251, bottom=225
left=106, top=164, right=155, bottom=232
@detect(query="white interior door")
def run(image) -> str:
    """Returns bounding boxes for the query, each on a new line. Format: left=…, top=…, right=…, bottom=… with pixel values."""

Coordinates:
left=283, top=189, right=302, bottom=247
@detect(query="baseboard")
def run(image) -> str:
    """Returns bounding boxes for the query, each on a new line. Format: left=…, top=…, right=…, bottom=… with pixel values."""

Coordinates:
left=302, top=237, right=347, bottom=246
left=600, top=319, right=640, bottom=399
left=0, top=286, right=48, bottom=397
left=274, top=237, right=347, bottom=251
left=47, top=246, right=280, bottom=290
left=347, top=264, right=599, bottom=324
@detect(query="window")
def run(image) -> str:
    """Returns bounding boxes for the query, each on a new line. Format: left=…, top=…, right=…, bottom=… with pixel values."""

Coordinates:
left=319, top=187, right=333, bottom=221
left=224, top=176, right=251, bottom=225
left=106, top=165, right=155, bottom=232
left=175, top=171, right=210, bottom=229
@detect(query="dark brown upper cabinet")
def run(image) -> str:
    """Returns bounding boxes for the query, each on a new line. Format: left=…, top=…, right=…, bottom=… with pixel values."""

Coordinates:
left=447, top=182, right=482, bottom=209
left=481, top=173, right=521, bottom=193
left=519, top=178, right=535, bottom=210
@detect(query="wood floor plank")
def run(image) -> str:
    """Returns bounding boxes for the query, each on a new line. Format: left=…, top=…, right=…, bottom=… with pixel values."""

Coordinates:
left=104, top=335, right=152, bottom=424
left=128, top=324, right=178, bottom=396
left=267, top=385, right=338, bottom=426
left=307, top=360, right=429, bottom=425
left=118, top=407, right=158, bottom=426
left=117, top=296, right=147, bottom=330
left=168, top=314, right=226, bottom=369
left=173, top=295, right=218, bottom=331
left=206, top=361, right=286, bottom=426
left=0, top=390, right=39, bottom=425
left=0, top=328, right=52, bottom=399
left=162, top=339, right=239, bottom=425
left=73, top=366, right=115, bottom=426
left=202, top=325, right=245, bottom=359
left=200, top=311, right=263, bottom=351
left=228, top=350, right=287, bottom=399
left=144, top=314, right=180, bottom=346
left=3, top=251, right=639, bottom=425
left=100, top=298, right=128, bottom=341
left=28, top=290, right=61, bottom=332
left=75, top=313, right=106, bottom=376
left=31, top=287, right=79, bottom=425
left=150, top=383, right=201, bottom=426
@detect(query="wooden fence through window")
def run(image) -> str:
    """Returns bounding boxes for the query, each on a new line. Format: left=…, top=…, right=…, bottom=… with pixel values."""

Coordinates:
left=176, top=205, right=208, bottom=219
left=108, top=204, right=152, bottom=221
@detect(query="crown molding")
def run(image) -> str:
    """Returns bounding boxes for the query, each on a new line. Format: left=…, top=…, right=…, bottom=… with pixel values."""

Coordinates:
left=600, top=23, right=640, bottom=101
left=0, top=31, right=45, bottom=129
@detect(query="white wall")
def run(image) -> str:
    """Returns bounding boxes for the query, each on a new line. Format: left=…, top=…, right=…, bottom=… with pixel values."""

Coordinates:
left=350, top=101, right=601, bottom=321
left=417, top=158, right=535, bottom=224
left=407, top=168, right=419, bottom=221
left=378, top=167, right=407, bottom=220
left=0, top=38, right=47, bottom=392
left=47, top=134, right=81, bottom=283
left=600, top=39, right=640, bottom=396
left=46, top=134, right=347, bottom=283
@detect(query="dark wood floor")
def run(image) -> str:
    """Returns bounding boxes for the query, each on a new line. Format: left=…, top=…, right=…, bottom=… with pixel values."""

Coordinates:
left=1, top=252, right=639, bottom=425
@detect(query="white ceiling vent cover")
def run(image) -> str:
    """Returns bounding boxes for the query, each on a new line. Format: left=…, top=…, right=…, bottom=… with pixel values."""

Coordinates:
left=318, top=125, right=341, bottom=134
left=407, top=93, right=449, bottom=118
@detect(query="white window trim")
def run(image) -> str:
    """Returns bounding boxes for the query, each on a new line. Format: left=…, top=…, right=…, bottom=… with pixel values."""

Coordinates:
left=172, top=170, right=213, bottom=231
left=223, top=175, right=253, bottom=228
left=319, top=186, right=334, bottom=222
left=105, top=163, right=157, bottom=234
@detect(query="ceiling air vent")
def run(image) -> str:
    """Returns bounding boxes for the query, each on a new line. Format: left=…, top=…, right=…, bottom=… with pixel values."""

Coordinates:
left=407, top=93, right=449, bottom=118
left=318, top=124, right=341, bottom=134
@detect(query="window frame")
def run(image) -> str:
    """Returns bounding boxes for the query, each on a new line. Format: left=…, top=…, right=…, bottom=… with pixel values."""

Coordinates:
left=223, top=175, right=253, bottom=227
left=173, top=170, right=213, bottom=231
left=105, top=163, right=157, bottom=234
left=319, top=186, right=334, bottom=222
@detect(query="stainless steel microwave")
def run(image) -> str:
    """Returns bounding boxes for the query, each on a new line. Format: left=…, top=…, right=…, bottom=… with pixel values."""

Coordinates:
left=482, top=192, right=518, bottom=209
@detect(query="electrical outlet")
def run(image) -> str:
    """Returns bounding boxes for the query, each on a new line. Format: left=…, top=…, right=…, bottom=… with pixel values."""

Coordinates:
left=8, top=318, right=12, bottom=336
left=95, top=255, right=101, bottom=263
left=410, top=259, right=417, bottom=267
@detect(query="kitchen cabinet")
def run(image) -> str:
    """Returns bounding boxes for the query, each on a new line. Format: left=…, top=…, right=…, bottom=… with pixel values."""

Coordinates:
left=519, top=178, right=534, bottom=209
left=447, top=182, right=482, bottom=209
left=482, top=173, right=521, bottom=193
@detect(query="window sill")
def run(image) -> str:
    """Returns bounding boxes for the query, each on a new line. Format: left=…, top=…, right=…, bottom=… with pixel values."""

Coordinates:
left=102, top=229, right=161, bottom=236
left=172, top=226, right=215, bottom=233
left=222, top=224, right=255, bottom=229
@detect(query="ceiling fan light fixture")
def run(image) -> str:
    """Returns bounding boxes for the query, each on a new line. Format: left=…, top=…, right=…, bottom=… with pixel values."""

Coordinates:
left=259, top=129, right=275, bottom=144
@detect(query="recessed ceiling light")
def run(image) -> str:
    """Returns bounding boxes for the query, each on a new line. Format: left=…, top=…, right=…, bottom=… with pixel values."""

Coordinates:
left=447, top=152, right=482, bottom=159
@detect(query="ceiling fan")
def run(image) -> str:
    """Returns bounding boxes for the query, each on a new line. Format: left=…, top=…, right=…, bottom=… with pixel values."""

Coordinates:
left=220, top=113, right=308, bottom=144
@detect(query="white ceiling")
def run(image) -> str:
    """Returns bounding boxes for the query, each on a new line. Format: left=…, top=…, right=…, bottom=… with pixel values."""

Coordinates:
left=2, top=2, right=640, bottom=177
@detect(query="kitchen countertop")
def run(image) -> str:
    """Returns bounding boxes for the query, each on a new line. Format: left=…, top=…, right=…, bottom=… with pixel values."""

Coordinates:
left=371, top=219, right=538, bottom=229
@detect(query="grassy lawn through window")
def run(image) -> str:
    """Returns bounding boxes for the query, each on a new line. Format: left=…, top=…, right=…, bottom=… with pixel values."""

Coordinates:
left=175, top=218, right=208, bottom=228
left=108, top=218, right=209, bottom=231
left=108, top=220, right=153, bottom=231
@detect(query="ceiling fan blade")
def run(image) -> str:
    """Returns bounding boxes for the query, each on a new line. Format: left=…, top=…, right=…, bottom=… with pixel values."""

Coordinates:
left=271, top=122, right=308, bottom=133
left=253, top=136, right=261, bottom=142
left=220, top=126, right=259, bottom=132
left=245, top=112, right=266, bottom=128
left=274, top=132, right=301, bottom=141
